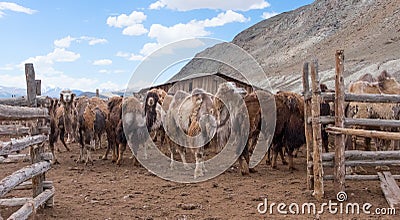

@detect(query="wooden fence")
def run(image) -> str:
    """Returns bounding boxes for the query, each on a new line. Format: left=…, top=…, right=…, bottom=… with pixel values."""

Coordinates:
left=0, top=63, right=54, bottom=220
left=303, top=51, right=400, bottom=208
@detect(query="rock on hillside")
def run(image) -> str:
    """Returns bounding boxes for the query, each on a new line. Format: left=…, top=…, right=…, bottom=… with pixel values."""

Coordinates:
left=172, top=0, right=400, bottom=92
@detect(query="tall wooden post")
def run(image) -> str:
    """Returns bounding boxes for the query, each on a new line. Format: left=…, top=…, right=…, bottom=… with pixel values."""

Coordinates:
left=96, top=89, right=99, bottom=97
left=334, top=50, right=346, bottom=192
left=35, top=80, right=41, bottom=96
left=25, top=63, right=37, bottom=107
left=310, top=60, right=324, bottom=200
left=302, top=62, right=314, bottom=190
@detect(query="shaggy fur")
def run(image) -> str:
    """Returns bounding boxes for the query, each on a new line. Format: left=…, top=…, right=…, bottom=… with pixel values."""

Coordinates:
left=102, top=96, right=122, bottom=163
left=59, top=90, right=76, bottom=143
left=48, top=98, right=70, bottom=164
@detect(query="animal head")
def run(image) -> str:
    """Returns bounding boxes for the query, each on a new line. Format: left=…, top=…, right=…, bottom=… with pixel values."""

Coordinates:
left=358, top=73, right=376, bottom=83
left=148, top=88, right=167, bottom=105
left=377, top=70, right=392, bottom=82
left=146, top=90, right=160, bottom=108
left=60, top=90, right=75, bottom=105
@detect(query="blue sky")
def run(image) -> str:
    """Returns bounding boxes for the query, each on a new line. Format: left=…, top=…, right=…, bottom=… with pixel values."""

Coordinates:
left=0, top=0, right=314, bottom=92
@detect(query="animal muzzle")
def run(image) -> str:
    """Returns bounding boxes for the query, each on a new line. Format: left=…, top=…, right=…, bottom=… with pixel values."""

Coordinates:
left=147, top=97, right=155, bottom=106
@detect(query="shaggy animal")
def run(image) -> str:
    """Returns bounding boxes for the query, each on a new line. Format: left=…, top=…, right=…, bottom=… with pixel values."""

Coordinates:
left=144, top=90, right=165, bottom=146
left=48, top=98, right=70, bottom=164
left=102, top=96, right=122, bottom=163
left=119, top=96, right=149, bottom=166
left=377, top=70, right=400, bottom=94
left=59, top=90, right=76, bottom=143
left=270, top=91, right=305, bottom=170
left=165, top=88, right=217, bottom=178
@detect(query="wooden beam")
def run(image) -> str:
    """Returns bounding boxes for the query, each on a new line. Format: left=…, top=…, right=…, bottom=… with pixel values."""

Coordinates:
left=0, top=104, right=49, bottom=121
left=0, top=124, right=50, bottom=136
left=310, top=60, right=324, bottom=200
left=31, top=145, right=45, bottom=198
left=345, top=93, right=400, bottom=103
left=0, top=197, right=32, bottom=207
left=0, top=135, right=48, bottom=156
left=378, top=172, right=400, bottom=209
left=324, top=174, right=400, bottom=181
left=326, top=126, right=400, bottom=140
left=25, top=63, right=37, bottom=107
left=0, top=153, right=52, bottom=164
left=35, top=80, right=41, bottom=96
left=322, top=150, right=400, bottom=161
left=14, top=181, right=53, bottom=191
left=7, top=187, right=55, bottom=220
left=323, top=160, right=400, bottom=167
left=334, top=49, right=346, bottom=193
left=302, top=62, right=314, bottom=190
left=345, top=118, right=400, bottom=128
left=0, top=161, right=51, bottom=197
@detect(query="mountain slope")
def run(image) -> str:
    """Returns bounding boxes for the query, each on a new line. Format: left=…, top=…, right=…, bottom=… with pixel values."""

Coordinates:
left=173, top=0, right=400, bottom=92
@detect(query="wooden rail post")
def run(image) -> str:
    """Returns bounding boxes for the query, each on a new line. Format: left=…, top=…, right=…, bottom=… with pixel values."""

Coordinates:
left=96, top=89, right=99, bottom=97
left=310, top=60, right=324, bottom=200
left=302, top=62, right=314, bottom=190
left=334, top=50, right=346, bottom=193
left=25, top=63, right=37, bottom=107
left=35, top=80, right=41, bottom=96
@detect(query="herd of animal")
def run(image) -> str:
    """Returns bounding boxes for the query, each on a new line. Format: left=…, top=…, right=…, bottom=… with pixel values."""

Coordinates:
left=45, top=70, right=400, bottom=178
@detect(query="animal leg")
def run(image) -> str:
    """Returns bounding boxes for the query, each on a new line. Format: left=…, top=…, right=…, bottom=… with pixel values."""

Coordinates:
left=271, top=149, right=278, bottom=169
left=279, top=148, right=288, bottom=165
left=49, top=143, right=59, bottom=165
left=59, top=128, right=70, bottom=152
left=116, top=143, right=126, bottom=165
left=85, top=145, right=94, bottom=165
left=288, top=150, right=296, bottom=171
left=194, top=150, right=204, bottom=179
left=177, top=147, right=190, bottom=170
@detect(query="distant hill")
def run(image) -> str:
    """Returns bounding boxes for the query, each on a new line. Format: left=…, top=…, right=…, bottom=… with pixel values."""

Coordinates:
left=173, top=0, right=400, bottom=92
left=0, top=85, right=26, bottom=98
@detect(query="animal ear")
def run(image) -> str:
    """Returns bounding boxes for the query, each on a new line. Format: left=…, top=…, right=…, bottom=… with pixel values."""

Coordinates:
left=72, top=93, right=76, bottom=100
left=60, top=93, right=65, bottom=104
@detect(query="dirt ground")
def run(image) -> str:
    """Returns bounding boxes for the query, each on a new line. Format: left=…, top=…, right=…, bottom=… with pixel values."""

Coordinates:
left=1, top=140, right=399, bottom=220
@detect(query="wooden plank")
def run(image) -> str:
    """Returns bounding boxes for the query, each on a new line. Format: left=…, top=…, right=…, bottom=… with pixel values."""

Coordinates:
left=0, top=161, right=51, bottom=197
left=334, top=50, right=346, bottom=193
left=325, top=174, right=400, bottom=181
left=0, top=135, right=48, bottom=156
left=0, top=125, right=50, bottom=136
left=306, top=93, right=400, bottom=103
left=323, top=160, right=400, bottom=167
left=378, top=172, right=400, bottom=209
left=310, top=60, right=324, bottom=200
left=302, top=62, right=314, bottom=190
left=345, top=118, right=400, bottom=128
left=0, top=153, right=52, bottom=164
left=0, top=104, right=49, bottom=121
left=14, top=181, right=53, bottom=191
left=322, top=150, right=400, bottom=161
left=326, top=126, right=400, bottom=140
left=25, top=63, right=37, bottom=107
left=7, top=187, right=55, bottom=220
left=31, top=145, right=45, bottom=198
left=0, top=197, right=32, bottom=207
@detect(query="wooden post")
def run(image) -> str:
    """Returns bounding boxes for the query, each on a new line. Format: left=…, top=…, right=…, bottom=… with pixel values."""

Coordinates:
left=310, top=60, right=324, bottom=200
left=334, top=50, right=346, bottom=193
left=25, top=63, right=37, bottom=107
left=96, top=89, right=99, bottom=97
left=302, top=62, right=314, bottom=190
left=31, top=145, right=45, bottom=199
left=35, top=80, right=41, bottom=96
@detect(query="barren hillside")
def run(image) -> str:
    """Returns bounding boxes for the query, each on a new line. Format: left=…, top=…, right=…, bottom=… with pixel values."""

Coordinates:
left=172, top=0, right=400, bottom=92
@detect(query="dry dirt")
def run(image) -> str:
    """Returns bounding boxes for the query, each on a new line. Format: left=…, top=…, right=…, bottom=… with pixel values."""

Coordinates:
left=1, top=140, right=399, bottom=220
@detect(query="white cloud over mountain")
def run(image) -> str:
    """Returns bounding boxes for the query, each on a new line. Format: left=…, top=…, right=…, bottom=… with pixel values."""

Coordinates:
left=149, top=0, right=270, bottom=11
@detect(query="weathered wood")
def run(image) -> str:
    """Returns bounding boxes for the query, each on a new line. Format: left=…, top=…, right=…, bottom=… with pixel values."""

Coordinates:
left=310, top=60, right=324, bottom=200
left=0, top=153, right=52, bottom=164
left=0, top=104, right=49, bottom=121
left=31, top=145, right=44, bottom=198
left=323, top=160, right=400, bottom=167
left=14, top=181, right=53, bottom=191
left=0, top=135, right=48, bottom=156
left=0, top=97, right=27, bottom=106
left=0, top=197, right=32, bottom=207
left=334, top=50, right=346, bottom=193
left=378, top=172, right=400, bottom=209
left=326, top=126, right=400, bottom=140
left=307, top=161, right=314, bottom=190
left=345, top=118, right=400, bottom=128
left=0, top=161, right=51, bottom=197
left=322, top=150, right=400, bottom=161
left=345, top=93, right=400, bottom=103
left=0, top=124, right=50, bottom=136
left=324, top=174, right=400, bottom=181
left=302, top=62, right=314, bottom=190
left=7, top=187, right=55, bottom=220
left=25, top=63, right=37, bottom=107
left=35, top=80, right=41, bottom=96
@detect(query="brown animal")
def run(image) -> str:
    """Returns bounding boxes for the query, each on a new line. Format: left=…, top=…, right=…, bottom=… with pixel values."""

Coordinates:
left=270, top=91, right=305, bottom=170
left=48, top=98, right=70, bottom=164
left=59, top=90, right=76, bottom=143
left=102, top=96, right=122, bottom=163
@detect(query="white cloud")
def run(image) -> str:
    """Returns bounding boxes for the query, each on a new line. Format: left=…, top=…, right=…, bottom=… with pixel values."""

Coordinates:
left=93, top=59, right=112, bottom=66
left=148, top=0, right=270, bottom=11
left=99, top=81, right=124, bottom=92
left=261, top=11, right=278, bottom=19
left=54, top=36, right=108, bottom=48
left=141, top=10, right=248, bottom=56
left=0, top=2, right=37, bottom=17
left=0, top=63, right=15, bottom=71
left=116, top=51, right=144, bottom=61
left=107, top=11, right=148, bottom=36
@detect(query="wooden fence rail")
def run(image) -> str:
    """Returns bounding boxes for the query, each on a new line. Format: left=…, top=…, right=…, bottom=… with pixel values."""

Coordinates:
left=0, top=104, right=48, bottom=120
left=0, top=134, right=48, bottom=156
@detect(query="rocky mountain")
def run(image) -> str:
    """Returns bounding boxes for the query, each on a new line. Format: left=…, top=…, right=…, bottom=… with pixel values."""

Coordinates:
left=172, top=0, right=400, bottom=92
left=0, top=85, right=26, bottom=98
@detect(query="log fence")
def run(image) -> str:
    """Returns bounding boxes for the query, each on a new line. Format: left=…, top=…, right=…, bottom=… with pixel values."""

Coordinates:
left=303, top=50, right=400, bottom=208
left=0, top=63, right=54, bottom=220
